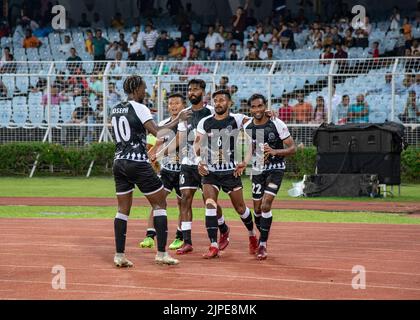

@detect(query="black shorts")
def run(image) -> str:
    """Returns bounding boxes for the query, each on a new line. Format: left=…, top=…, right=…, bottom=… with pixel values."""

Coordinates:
left=179, top=165, right=202, bottom=191
left=251, top=170, right=284, bottom=200
left=202, top=172, right=243, bottom=194
left=113, top=160, right=163, bottom=196
left=160, top=169, right=181, bottom=198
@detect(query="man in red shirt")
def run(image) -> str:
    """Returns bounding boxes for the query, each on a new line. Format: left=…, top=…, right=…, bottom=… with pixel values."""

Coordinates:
left=278, top=97, right=293, bottom=123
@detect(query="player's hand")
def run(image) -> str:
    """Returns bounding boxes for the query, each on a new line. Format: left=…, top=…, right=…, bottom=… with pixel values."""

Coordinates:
left=148, top=149, right=157, bottom=162
left=198, top=161, right=209, bottom=177
left=178, top=109, right=192, bottom=122
left=234, top=161, right=247, bottom=177
left=265, top=110, right=277, bottom=120
left=263, top=144, right=277, bottom=157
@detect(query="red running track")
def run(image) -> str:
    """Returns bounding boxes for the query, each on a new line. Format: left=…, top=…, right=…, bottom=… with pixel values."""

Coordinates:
left=0, top=219, right=420, bottom=300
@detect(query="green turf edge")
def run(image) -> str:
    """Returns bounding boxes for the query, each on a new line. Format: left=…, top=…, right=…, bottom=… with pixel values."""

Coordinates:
left=1, top=206, right=419, bottom=225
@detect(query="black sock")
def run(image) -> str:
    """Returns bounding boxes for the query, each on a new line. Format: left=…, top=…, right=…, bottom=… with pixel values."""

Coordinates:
left=218, top=222, right=229, bottom=234
left=175, top=228, right=183, bottom=240
left=206, top=214, right=218, bottom=244
left=182, top=230, right=192, bottom=245
left=114, top=215, right=128, bottom=253
left=260, top=214, right=273, bottom=243
left=146, top=228, right=156, bottom=239
left=153, top=210, right=168, bottom=252
left=240, top=208, right=254, bottom=232
left=254, top=212, right=262, bottom=233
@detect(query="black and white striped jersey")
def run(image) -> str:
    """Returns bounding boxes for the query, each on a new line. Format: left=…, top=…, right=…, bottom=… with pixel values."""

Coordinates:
left=197, top=113, right=246, bottom=175
left=110, top=100, right=153, bottom=162
left=243, top=118, right=291, bottom=172
left=178, top=105, right=214, bottom=166
left=159, top=117, right=180, bottom=172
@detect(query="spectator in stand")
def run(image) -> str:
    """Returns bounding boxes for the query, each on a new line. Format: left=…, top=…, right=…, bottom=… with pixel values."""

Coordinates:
left=322, top=26, right=333, bottom=47
left=88, top=75, right=103, bottom=99
left=197, top=40, right=208, bottom=60
left=402, top=16, right=412, bottom=44
left=128, top=32, right=145, bottom=61
left=78, top=13, right=91, bottom=28
left=409, top=74, right=420, bottom=95
left=111, top=12, right=125, bottom=31
left=223, top=32, right=240, bottom=53
left=389, top=6, right=401, bottom=32
left=347, top=94, right=369, bottom=123
left=218, top=25, right=228, bottom=40
left=0, top=79, right=8, bottom=97
left=343, top=28, right=355, bottom=48
left=23, top=28, right=42, bottom=48
left=332, top=95, right=351, bottom=125
left=210, top=42, right=226, bottom=60
left=267, top=48, right=274, bottom=60
left=216, top=76, right=229, bottom=90
left=107, top=82, right=122, bottom=108
left=243, top=40, right=255, bottom=59
left=33, top=19, right=53, bottom=38
left=259, top=42, right=270, bottom=60
left=205, top=25, right=224, bottom=52
left=68, top=68, right=89, bottom=94
left=61, top=95, right=95, bottom=145
left=105, top=41, right=120, bottom=60
left=320, top=46, right=333, bottom=64
left=66, top=48, right=82, bottom=74
left=169, top=39, right=186, bottom=60
left=154, top=31, right=173, bottom=59
left=331, top=26, right=343, bottom=46
left=312, top=96, right=327, bottom=124
left=279, top=23, right=296, bottom=50
left=92, top=12, right=105, bottom=29
left=293, top=93, right=313, bottom=123
left=278, top=97, right=293, bottom=123
left=109, top=52, right=127, bottom=79
left=0, top=21, right=10, bottom=39
left=184, top=34, right=197, bottom=60
left=118, top=33, right=128, bottom=52
left=400, top=90, right=420, bottom=123
left=227, top=43, right=240, bottom=60
left=85, top=30, right=94, bottom=56
left=370, top=41, right=380, bottom=59
left=232, top=0, right=249, bottom=41
left=59, top=35, right=74, bottom=55
left=42, top=85, right=68, bottom=107
left=270, top=37, right=281, bottom=58
left=185, top=62, right=209, bottom=75
left=334, top=43, right=348, bottom=59
left=92, top=29, right=109, bottom=61
left=143, top=24, right=159, bottom=60
left=411, top=39, right=420, bottom=55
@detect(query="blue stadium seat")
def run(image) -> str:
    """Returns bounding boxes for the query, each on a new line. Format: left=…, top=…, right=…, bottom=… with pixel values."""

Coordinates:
left=11, top=104, right=28, bottom=128
left=0, top=100, right=12, bottom=128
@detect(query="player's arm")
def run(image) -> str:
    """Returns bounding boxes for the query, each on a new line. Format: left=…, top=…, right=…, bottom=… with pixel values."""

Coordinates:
left=143, top=109, right=191, bottom=137
left=264, top=135, right=297, bottom=157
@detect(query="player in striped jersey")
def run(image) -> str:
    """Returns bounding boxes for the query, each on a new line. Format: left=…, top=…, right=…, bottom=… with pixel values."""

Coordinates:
left=244, top=94, right=296, bottom=260
left=194, top=90, right=259, bottom=259
left=139, top=93, right=186, bottom=250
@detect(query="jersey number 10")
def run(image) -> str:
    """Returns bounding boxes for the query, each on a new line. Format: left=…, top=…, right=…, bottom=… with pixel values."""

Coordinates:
left=112, top=116, right=131, bottom=143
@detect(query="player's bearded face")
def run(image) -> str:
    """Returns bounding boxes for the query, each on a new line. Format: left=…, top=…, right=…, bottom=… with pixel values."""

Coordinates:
left=188, top=86, right=203, bottom=105
left=214, top=95, right=230, bottom=115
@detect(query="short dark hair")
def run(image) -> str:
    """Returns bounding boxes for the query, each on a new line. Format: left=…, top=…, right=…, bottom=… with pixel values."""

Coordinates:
left=247, top=93, right=267, bottom=107
left=188, top=79, right=206, bottom=90
left=168, top=92, right=186, bottom=102
left=212, top=89, right=231, bottom=100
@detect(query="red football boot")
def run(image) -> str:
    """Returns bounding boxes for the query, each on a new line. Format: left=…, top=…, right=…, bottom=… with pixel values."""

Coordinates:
left=218, top=227, right=230, bottom=251
left=176, top=243, right=193, bottom=255
left=249, top=235, right=258, bottom=255
left=256, top=245, right=268, bottom=260
left=202, top=246, right=220, bottom=259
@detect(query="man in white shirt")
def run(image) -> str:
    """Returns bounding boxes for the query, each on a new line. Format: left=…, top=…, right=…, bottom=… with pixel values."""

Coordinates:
left=143, top=24, right=159, bottom=60
left=128, top=32, right=145, bottom=61
left=59, top=35, right=74, bottom=54
left=205, top=25, right=225, bottom=52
